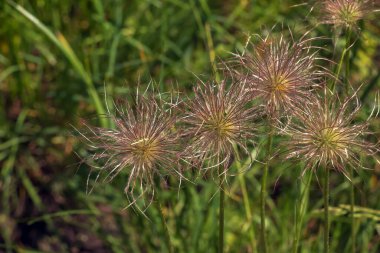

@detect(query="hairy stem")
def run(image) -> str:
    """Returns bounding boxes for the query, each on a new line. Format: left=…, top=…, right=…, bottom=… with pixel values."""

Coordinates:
left=345, top=27, right=352, bottom=95
left=344, top=27, right=356, bottom=253
left=292, top=170, right=313, bottom=253
left=260, top=128, right=273, bottom=253
left=154, top=192, right=173, bottom=253
left=219, top=172, right=225, bottom=253
left=324, top=167, right=330, bottom=253
left=350, top=166, right=356, bottom=253
left=331, top=50, right=347, bottom=93
left=331, top=27, right=352, bottom=94
left=234, top=143, right=256, bottom=252
left=239, top=173, right=257, bottom=252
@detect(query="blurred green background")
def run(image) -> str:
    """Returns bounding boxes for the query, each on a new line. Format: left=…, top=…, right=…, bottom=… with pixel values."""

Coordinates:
left=1, top=0, right=380, bottom=252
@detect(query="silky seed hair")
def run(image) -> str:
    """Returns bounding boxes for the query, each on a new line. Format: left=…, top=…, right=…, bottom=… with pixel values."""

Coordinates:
left=283, top=91, right=378, bottom=178
left=78, top=93, right=182, bottom=205
left=320, top=0, right=377, bottom=29
left=182, top=79, right=258, bottom=180
left=234, top=33, right=323, bottom=117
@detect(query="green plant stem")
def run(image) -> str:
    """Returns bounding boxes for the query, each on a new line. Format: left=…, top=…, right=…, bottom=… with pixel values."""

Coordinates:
left=331, top=27, right=352, bottom=94
left=292, top=170, right=313, bottom=253
left=239, top=173, right=257, bottom=252
left=219, top=174, right=225, bottom=253
left=344, top=28, right=352, bottom=95
left=260, top=129, right=273, bottom=253
left=350, top=166, right=356, bottom=253
left=324, top=167, right=330, bottom=253
left=344, top=27, right=356, bottom=253
left=233, top=144, right=256, bottom=252
left=331, top=49, right=346, bottom=93
left=154, top=193, right=173, bottom=253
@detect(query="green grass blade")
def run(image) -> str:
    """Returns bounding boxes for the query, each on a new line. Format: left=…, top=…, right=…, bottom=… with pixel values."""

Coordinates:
left=6, top=0, right=108, bottom=127
left=26, top=209, right=99, bottom=225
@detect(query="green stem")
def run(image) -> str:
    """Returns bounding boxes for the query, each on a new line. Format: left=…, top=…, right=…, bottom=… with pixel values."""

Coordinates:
left=292, top=170, right=313, bottom=253
left=343, top=26, right=356, bottom=253
left=350, top=166, right=356, bottom=253
left=260, top=129, right=273, bottom=253
left=234, top=143, right=256, bottom=252
left=331, top=49, right=346, bottom=93
left=154, top=193, right=173, bottom=253
left=344, top=28, right=352, bottom=95
left=331, top=27, right=352, bottom=94
left=239, top=173, right=256, bottom=252
left=324, top=167, right=330, bottom=253
left=219, top=174, right=225, bottom=253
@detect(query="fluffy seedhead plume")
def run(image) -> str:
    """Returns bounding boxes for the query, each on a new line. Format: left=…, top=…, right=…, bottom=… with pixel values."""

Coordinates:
left=79, top=93, right=182, bottom=206
left=183, top=79, right=258, bottom=180
left=283, top=92, right=378, bottom=177
left=234, top=34, right=322, bottom=117
left=320, top=0, right=376, bottom=29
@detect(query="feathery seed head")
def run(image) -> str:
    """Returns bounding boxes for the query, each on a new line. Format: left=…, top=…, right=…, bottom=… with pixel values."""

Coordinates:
left=80, top=94, right=182, bottom=202
left=284, top=94, right=378, bottom=176
left=183, top=79, right=258, bottom=178
left=321, top=0, right=376, bottom=28
left=236, top=34, right=321, bottom=116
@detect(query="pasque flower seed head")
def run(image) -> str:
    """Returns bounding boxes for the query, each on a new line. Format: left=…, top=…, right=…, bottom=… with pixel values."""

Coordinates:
left=321, top=0, right=376, bottom=29
left=79, top=93, right=182, bottom=203
left=183, top=79, right=258, bottom=179
left=235, top=34, right=322, bottom=117
left=284, top=93, right=378, bottom=177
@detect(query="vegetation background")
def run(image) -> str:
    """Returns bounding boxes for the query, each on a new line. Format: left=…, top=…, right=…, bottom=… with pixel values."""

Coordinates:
left=1, top=0, right=380, bottom=252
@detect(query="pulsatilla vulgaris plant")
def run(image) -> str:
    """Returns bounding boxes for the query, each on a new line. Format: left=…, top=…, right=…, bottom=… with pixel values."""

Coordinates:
left=284, top=93, right=378, bottom=176
left=232, top=33, right=324, bottom=253
left=183, top=79, right=258, bottom=179
left=320, top=0, right=377, bottom=29
left=79, top=94, right=182, bottom=203
left=183, top=79, right=258, bottom=253
left=234, top=34, right=322, bottom=116
left=283, top=91, right=378, bottom=253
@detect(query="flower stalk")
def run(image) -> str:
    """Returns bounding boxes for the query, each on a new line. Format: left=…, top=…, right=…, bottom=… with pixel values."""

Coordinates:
left=350, top=166, right=356, bottom=253
left=154, top=192, right=173, bottom=253
left=239, top=171, right=256, bottom=252
left=292, top=170, right=313, bottom=253
left=260, top=126, right=273, bottom=253
left=324, top=166, right=330, bottom=253
left=344, top=27, right=352, bottom=94
left=219, top=169, right=225, bottom=253
left=344, top=26, right=356, bottom=253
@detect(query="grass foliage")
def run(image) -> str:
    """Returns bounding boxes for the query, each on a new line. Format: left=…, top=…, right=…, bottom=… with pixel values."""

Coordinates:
left=1, top=0, right=380, bottom=252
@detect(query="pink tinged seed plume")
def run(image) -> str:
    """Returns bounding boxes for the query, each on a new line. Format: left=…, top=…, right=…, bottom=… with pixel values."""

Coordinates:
left=321, top=0, right=377, bottom=29
left=78, top=94, right=183, bottom=206
left=283, top=92, right=379, bottom=178
left=235, top=34, right=323, bottom=117
left=183, top=79, right=258, bottom=180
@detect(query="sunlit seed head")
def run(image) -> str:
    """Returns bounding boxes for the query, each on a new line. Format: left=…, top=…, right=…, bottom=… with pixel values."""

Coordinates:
left=78, top=93, right=182, bottom=204
left=183, top=79, right=258, bottom=177
left=315, top=127, right=349, bottom=159
left=204, top=110, right=238, bottom=139
left=321, top=0, right=375, bottom=28
left=131, top=138, right=160, bottom=168
left=272, top=76, right=289, bottom=92
left=234, top=34, right=322, bottom=117
left=283, top=93, right=378, bottom=176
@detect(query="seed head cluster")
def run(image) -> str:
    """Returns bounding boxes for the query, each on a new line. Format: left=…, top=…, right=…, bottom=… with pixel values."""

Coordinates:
left=79, top=32, right=378, bottom=203
left=235, top=35, right=321, bottom=116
